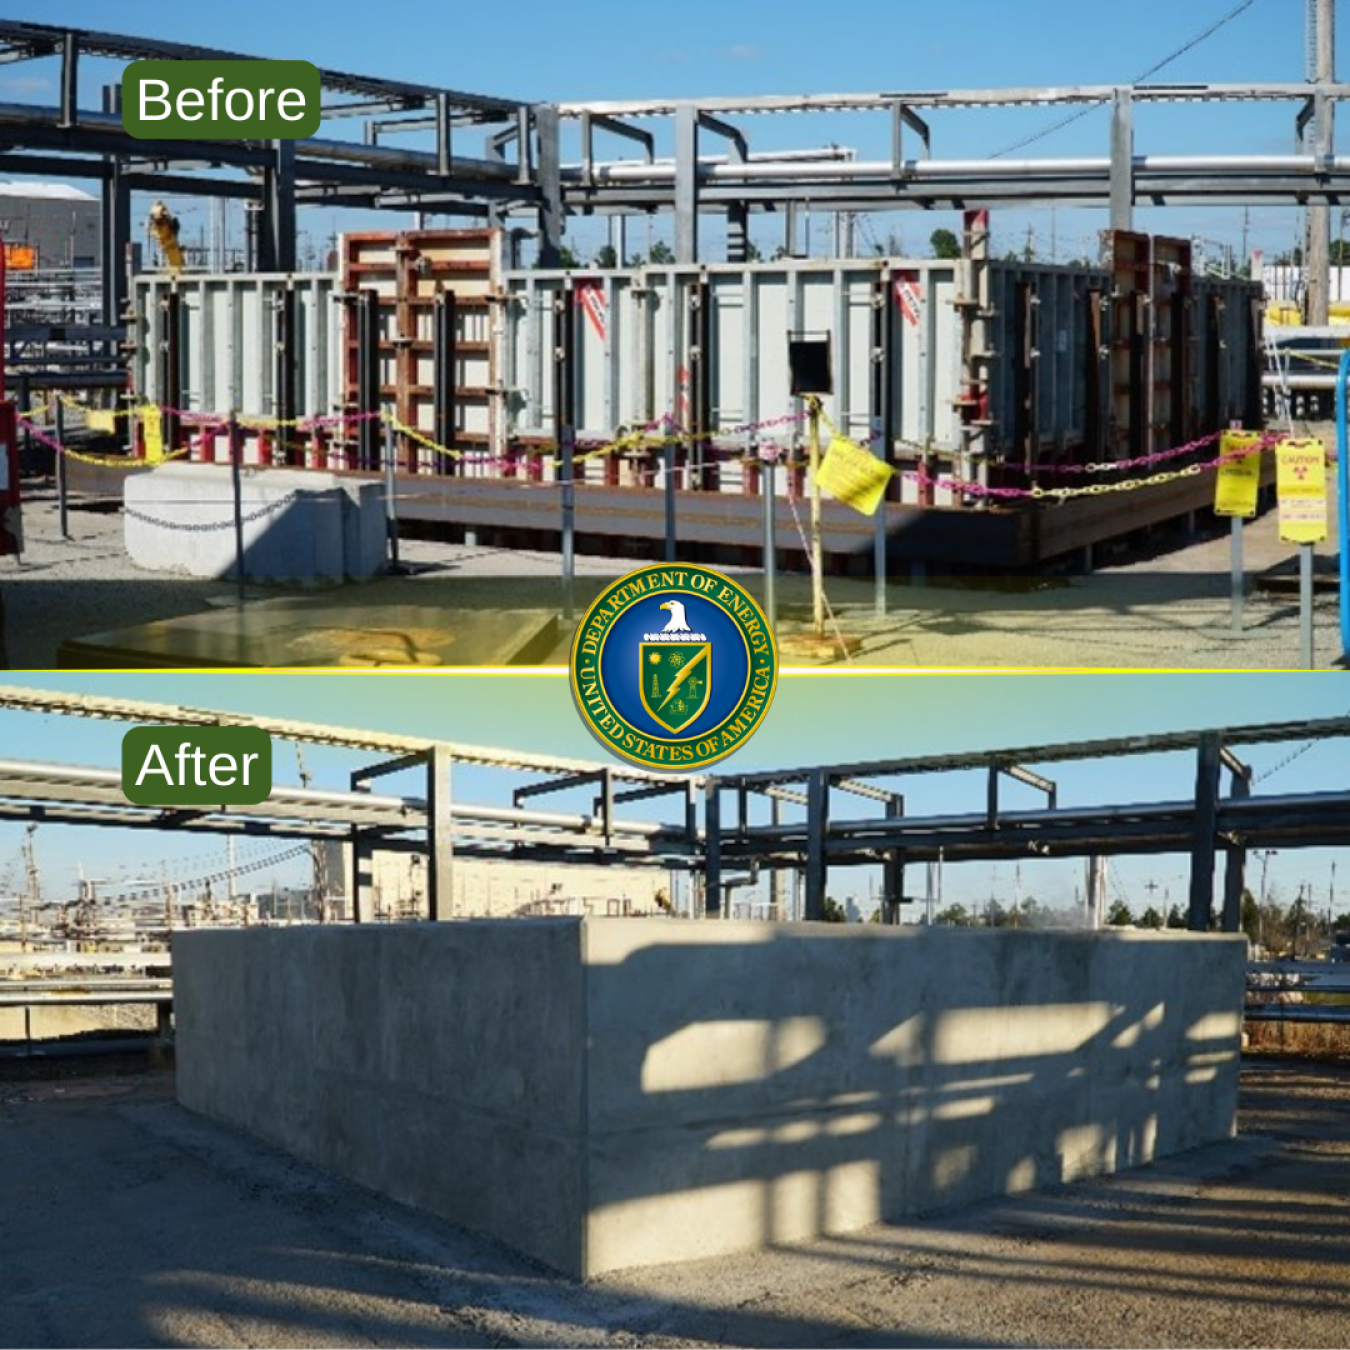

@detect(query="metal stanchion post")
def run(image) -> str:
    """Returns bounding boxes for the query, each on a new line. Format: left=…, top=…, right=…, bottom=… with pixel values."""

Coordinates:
left=1300, top=541, right=1315, bottom=669
left=229, top=412, right=245, bottom=604
left=383, top=412, right=401, bottom=573
left=762, top=452, right=777, bottom=633
left=54, top=397, right=69, bottom=540
left=664, top=438, right=677, bottom=563
left=809, top=396, right=824, bottom=638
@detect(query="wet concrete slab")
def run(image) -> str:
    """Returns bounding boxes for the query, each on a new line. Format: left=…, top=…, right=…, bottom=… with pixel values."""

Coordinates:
left=57, top=596, right=558, bottom=668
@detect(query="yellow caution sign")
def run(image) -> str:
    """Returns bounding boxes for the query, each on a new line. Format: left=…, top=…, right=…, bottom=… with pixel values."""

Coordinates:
left=1275, top=437, right=1327, bottom=544
left=1214, top=430, right=1263, bottom=518
left=815, top=435, right=895, bottom=516
left=86, top=409, right=116, bottom=435
left=140, top=405, right=164, bottom=464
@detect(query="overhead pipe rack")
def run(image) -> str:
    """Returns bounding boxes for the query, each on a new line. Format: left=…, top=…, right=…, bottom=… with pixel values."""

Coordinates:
left=3, top=689, right=1348, bottom=933
left=704, top=717, right=1350, bottom=932
left=0, top=686, right=702, bottom=922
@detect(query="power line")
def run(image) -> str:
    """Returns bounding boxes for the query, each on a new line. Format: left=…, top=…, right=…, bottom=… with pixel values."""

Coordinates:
left=989, top=0, right=1261, bottom=158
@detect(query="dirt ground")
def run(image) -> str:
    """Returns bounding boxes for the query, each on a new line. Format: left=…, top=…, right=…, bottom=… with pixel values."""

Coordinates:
left=1, top=467, right=1344, bottom=670
left=1, top=1054, right=1347, bottom=1349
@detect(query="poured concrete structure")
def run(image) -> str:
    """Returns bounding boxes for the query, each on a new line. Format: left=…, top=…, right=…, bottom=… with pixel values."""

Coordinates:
left=125, top=465, right=385, bottom=583
left=174, top=920, right=1246, bottom=1278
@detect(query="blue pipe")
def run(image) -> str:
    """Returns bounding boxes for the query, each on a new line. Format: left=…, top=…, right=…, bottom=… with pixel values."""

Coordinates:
left=1339, top=349, right=1350, bottom=662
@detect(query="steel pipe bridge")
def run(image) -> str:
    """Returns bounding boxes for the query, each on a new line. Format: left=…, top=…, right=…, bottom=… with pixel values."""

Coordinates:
left=1, top=18, right=1349, bottom=295
left=1, top=687, right=1348, bottom=936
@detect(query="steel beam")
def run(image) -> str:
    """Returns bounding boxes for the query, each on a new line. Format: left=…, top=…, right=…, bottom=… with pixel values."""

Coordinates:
left=723, top=717, right=1350, bottom=788
left=513, top=770, right=604, bottom=803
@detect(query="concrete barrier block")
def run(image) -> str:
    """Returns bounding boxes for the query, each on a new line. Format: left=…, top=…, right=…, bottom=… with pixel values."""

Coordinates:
left=125, top=465, right=386, bottom=583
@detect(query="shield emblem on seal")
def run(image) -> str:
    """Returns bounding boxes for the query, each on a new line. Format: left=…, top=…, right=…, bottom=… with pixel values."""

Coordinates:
left=639, top=642, right=711, bottom=733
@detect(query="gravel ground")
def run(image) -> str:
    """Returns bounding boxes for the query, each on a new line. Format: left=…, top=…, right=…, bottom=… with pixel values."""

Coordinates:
left=0, top=1055, right=1346, bottom=1348
left=0, top=476, right=1343, bottom=670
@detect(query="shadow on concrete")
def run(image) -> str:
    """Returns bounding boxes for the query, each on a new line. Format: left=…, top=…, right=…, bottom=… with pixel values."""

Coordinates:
left=578, top=929, right=1239, bottom=1269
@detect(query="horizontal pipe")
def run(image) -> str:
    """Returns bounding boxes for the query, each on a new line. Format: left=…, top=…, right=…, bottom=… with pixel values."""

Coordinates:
left=570, top=152, right=1350, bottom=187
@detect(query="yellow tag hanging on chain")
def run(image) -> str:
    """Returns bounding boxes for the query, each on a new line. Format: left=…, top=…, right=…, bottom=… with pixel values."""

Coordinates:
left=1275, top=437, right=1327, bottom=544
left=140, top=405, right=164, bottom=464
left=1214, top=430, right=1263, bottom=518
left=814, top=435, right=895, bottom=516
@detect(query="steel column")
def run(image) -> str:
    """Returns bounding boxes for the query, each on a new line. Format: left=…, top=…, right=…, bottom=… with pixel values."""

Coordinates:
left=427, top=746, right=454, bottom=921
left=1109, top=89, right=1134, bottom=231
left=1221, top=763, right=1253, bottom=933
left=726, top=202, right=749, bottom=263
left=534, top=104, right=563, bottom=268
left=1188, top=732, right=1222, bottom=930
left=259, top=140, right=297, bottom=273
left=882, top=792, right=905, bottom=924
left=805, top=768, right=829, bottom=920
left=675, top=103, right=699, bottom=263
left=704, top=781, right=722, bottom=917
left=349, top=828, right=370, bottom=924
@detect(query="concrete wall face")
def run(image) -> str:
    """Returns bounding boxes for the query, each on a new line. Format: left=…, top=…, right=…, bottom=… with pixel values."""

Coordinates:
left=175, top=921, right=1246, bottom=1279
left=175, top=923, right=588, bottom=1274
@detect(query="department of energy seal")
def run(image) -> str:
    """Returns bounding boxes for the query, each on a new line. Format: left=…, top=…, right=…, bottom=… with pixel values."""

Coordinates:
left=570, top=563, right=778, bottom=770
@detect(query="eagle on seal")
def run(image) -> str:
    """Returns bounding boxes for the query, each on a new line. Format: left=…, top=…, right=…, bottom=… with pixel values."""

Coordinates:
left=659, top=600, right=692, bottom=633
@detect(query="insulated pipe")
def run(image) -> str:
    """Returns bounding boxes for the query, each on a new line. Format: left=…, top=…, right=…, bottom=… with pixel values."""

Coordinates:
left=569, top=152, right=1348, bottom=185
left=0, top=759, right=667, bottom=836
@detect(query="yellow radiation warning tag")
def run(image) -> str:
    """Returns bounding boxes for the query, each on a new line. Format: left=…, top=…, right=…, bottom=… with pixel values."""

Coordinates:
left=1275, top=437, right=1327, bottom=545
left=1214, top=430, right=1263, bottom=519
left=815, top=435, right=895, bottom=516
left=140, top=405, right=165, bottom=464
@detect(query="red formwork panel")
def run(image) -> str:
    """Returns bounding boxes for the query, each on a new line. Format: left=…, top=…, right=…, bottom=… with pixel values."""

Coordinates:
left=340, top=228, right=500, bottom=474
left=0, top=401, right=20, bottom=556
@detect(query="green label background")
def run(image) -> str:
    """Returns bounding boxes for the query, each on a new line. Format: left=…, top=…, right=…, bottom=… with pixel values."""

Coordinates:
left=121, top=60, right=321, bottom=139
left=122, top=726, right=273, bottom=805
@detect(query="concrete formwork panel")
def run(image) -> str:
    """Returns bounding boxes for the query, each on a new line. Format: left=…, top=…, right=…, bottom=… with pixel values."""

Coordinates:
left=175, top=920, right=1246, bottom=1279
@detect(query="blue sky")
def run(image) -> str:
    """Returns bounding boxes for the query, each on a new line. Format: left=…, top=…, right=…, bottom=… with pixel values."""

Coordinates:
left=0, top=0, right=1334, bottom=263
left=0, top=672, right=1346, bottom=921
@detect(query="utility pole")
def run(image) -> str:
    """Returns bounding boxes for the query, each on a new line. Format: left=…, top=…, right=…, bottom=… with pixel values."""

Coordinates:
left=1306, top=0, right=1335, bottom=325
left=20, top=824, right=39, bottom=953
